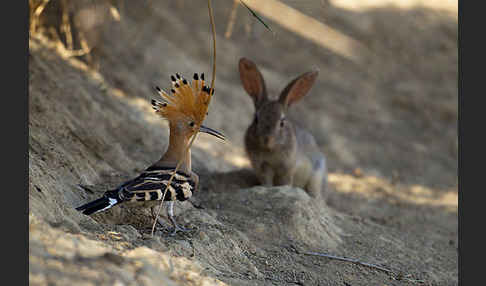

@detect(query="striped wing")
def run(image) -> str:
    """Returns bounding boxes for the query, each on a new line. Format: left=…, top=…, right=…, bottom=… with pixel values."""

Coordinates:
left=116, top=166, right=195, bottom=203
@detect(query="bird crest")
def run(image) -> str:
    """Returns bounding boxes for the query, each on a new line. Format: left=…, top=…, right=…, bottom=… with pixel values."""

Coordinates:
left=152, top=73, right=214, bottom=126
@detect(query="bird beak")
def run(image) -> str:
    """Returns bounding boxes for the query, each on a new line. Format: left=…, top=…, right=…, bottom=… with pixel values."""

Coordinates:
left=198, top=125, right=226, bottom=141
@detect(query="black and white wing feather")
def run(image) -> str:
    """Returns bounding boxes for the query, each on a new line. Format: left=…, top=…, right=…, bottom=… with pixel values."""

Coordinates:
left=76, top=166, right=196, bottom=215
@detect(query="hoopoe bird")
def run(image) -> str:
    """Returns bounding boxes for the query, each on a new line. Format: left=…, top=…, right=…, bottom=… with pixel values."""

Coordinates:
left=76, top=72, right=224, bottom=234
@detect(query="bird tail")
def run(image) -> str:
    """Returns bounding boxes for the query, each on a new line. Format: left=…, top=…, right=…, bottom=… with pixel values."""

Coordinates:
left=75, top=190, right=120, bottom=216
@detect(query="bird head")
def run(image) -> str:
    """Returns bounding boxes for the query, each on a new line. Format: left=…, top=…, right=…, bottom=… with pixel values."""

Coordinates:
left=152, top=73, right=225, bottom=141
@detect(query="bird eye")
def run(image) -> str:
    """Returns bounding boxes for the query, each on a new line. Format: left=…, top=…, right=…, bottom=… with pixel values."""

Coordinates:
left=189, top=121, right=195, bottom=127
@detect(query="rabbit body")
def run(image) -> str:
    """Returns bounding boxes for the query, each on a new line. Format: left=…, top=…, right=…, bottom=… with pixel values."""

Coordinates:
left=239, top=58, right=327, bottom=200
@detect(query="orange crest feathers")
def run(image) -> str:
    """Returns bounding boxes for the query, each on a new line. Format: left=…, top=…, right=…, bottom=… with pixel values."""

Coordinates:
left=152, top=73, right=214, bottom=125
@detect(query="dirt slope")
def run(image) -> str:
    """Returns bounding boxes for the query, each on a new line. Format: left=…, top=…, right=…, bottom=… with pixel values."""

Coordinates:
left=29, top=1, right=457, bottom=285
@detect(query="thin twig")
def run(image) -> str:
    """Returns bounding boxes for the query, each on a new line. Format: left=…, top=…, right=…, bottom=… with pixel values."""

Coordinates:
left=303, top=251, right=426, bottom=284
left=207, top=0, right=217, bottom=93
left=150, top=133, right=198, bottom=236
left=30, top=0, right=50, bottom=34
left=64, top=48, right=92, bottom=57
left=77, top=30, right=94, bottom=64
left=239, top=0, right=274, bottom=35
left=224, top=0, right=239, bottom=39
left=61, top=0, right=73, bottom=51
left=303, top=251, right=393, bottom=274
left=151, top=0, right=217, bottom=237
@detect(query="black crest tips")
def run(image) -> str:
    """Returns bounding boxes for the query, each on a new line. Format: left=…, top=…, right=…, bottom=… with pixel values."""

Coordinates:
left=174, top=83, right=180, bottom=88
left=171, top=75, right=176, bottom=82
left=155, top=86, right=161, bottom=92
left=201, top=73, right=205, bottom=80
left=171, top=88, right=176, bottom=94
left=193, top=73, right=199, bottom=80
left=152, top=99, right=167, bottom=108
left=182, top=79, right=188, bottom=85
left=176, top=73, right=181, bottom=79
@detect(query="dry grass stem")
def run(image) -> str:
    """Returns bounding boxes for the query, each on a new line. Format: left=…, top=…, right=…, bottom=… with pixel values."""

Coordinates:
left=224, top=0, right=239, bottom=39
left=303, top=251, right=425, bottom=283
left=61, top=0, right=73, bottom=51
left=30, top=0, right=50, bottom=34
left=150, top=0, right=217, bottom=237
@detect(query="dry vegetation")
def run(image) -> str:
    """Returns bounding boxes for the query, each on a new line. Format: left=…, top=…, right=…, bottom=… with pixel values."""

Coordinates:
left=29, top=0, right=457, bottom=285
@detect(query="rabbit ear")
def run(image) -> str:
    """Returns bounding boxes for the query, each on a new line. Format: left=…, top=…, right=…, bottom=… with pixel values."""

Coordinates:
left=279, top=70, right=318, bottom=108
left=239, top=58, right=268, bottom=108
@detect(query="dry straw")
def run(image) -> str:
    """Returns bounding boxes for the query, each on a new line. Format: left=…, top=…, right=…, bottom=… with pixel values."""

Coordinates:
left=150, top=0, right=217, bottom=236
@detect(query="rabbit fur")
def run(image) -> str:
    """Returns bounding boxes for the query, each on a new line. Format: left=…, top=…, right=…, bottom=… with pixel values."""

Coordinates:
left=238, top=58, right=328, bottom=200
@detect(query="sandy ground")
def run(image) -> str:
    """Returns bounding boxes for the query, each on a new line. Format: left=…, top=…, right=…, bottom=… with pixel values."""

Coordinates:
left=29, top=0, right=457, bottom=285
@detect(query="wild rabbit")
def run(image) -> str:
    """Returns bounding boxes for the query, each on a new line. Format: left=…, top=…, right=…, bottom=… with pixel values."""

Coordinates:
left=238, top=58, right=328, bottom=200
